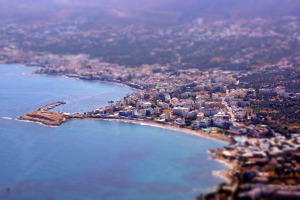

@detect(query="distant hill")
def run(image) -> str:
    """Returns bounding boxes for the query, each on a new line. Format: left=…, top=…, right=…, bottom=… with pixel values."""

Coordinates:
left=1, top=0, right=300, bottom=25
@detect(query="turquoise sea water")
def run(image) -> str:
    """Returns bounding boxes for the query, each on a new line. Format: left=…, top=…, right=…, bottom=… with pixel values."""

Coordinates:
left=235, top=137, right=246, bottom=143
left=0, top=64, right=227, bottom=200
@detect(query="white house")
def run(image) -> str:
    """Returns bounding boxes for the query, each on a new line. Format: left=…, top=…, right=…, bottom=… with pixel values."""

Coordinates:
left=172, top=107, right=190, bottom=117
left=142, top=102, right=152, bottom=109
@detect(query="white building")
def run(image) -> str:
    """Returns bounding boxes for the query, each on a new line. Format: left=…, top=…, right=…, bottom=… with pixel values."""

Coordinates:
left=274, top=86, right=286, bottom=96
left=175, top=118, right=185, bottom=126
left=157, top=101, right=170, bottom=109
left=172, top=107, right=190, bottom=117
left=202, top=108, right=221, bottom=117
left=212, top=112, right=231, bottom=128
left=159, top=112, right=171, bottom=121
left=199, top=118, right=211, bottom=128
left=197, top=112, right=204, bottom=121
left=259, top=88, right=273, bottom=95
left=142, top=102, right=152, bottom=109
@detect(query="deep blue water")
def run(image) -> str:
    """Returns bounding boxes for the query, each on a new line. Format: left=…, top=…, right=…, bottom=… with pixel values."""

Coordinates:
left=0, top=64, right=227, bottom=200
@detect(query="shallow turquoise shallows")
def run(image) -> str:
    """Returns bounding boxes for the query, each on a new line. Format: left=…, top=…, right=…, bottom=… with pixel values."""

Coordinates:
left=0, top=64, right=227, bottom=200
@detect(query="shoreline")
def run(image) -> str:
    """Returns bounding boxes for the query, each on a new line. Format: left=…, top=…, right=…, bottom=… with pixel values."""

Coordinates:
left=214, top=156, right=236, bottom=169
left=79, top=117, right=232, bottom=144
left=32, top=71, right=140, bottom=92
left=13, top=63, right=236, bottom=188
left=14, top=64, right=232, bottom=142
left=212, top=170, right=231, bottom=184
left=17, top=64, right=233, bottom=144
left=212, top=155, right=237, bottom=184
left=16, top=118, right=58, bottom=128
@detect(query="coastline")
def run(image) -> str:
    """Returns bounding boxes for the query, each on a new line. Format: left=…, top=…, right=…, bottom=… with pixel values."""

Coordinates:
left=32, top=71, right=140, bottom=92
left=213, top=156, right=236, bottom=183
left=80, top=117, right=232, bottom=144
left=18, top=64, right=232, bottom=144
left=214, top=156, right=237, bottom=169
left=28, top=69, right=228, bottom=142
left=212, top=170, right=231, bottom=184
left=15, top=63, right=235, bottom=189
left=18, top=65, right=231, bottom=142
left=16, top=118, right=58, bottom=128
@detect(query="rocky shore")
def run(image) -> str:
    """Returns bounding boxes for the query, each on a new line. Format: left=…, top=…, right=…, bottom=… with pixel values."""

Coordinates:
left=19, top=110, right=68, bottom=126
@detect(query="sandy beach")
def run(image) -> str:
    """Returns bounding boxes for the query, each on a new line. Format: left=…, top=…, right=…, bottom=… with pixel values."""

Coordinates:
left=214, top=156, right=237, bottom=169
left=212, top=155, right=237, bottom=184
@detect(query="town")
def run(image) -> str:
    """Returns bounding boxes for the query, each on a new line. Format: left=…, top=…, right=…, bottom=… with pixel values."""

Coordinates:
left=1, top=15, right=300, bottom=70
left=17, top=57, right=299, bottom=199
left=1, top=1, right=300, bottom=199
left=1, top=7, right=300, bottom=199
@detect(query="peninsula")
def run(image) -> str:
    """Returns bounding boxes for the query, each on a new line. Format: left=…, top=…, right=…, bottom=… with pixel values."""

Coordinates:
left=19, top=101, right=69, bottom=126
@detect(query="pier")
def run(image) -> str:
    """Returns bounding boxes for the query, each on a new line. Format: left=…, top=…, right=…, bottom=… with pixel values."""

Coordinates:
left=38, top=101, right=66, bottom=111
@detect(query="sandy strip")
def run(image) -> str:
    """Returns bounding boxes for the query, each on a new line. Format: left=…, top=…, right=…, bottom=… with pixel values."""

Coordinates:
left=212, top=170, right=231, bottom=183
left=214, top=157, right=237, bottom=168
left=213, top=156, right=237, bottom=183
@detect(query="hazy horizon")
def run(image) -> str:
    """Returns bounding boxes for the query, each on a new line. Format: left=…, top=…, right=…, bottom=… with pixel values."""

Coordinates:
left=1, top=0, right=300, bottom=24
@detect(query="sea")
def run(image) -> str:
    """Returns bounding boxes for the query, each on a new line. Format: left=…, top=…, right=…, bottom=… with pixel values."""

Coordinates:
left=0, top=64, right=228, bottom=200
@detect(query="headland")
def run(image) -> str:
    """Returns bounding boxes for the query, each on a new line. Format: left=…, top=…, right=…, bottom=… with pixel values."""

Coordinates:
left=19, top=101, right=69, bottom=126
